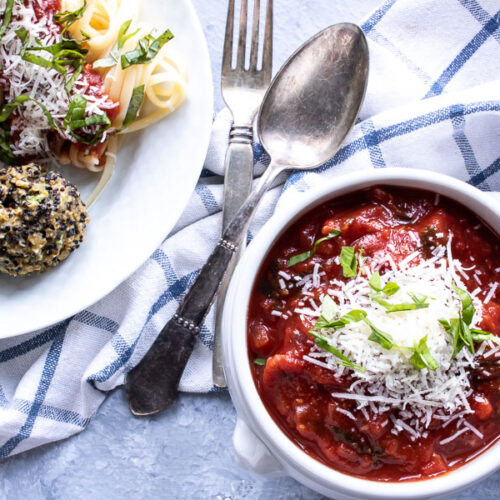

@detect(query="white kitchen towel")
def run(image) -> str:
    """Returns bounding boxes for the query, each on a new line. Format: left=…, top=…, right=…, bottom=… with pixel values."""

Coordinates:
left=1, top=0, right=500, bottom=457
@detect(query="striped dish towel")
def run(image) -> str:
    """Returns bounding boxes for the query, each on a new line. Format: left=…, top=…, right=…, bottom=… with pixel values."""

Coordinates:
left=1, top=0, right=500, bottom=457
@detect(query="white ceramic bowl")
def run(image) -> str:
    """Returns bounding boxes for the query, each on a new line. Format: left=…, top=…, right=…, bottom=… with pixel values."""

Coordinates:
left=221, top=168, right=500, bottom=500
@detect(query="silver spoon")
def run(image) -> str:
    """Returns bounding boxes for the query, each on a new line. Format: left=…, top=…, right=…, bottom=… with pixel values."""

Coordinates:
left=126, top=23, right=369, bottom=416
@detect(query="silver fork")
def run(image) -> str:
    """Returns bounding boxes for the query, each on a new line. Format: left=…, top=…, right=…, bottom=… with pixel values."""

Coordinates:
left=213, top=0, right=273, bottom=387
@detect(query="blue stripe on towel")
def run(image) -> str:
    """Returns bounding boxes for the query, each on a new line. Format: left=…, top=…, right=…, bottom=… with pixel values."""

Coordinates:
left=449, top=104, right=490, bottom=190
left=362, top=0, right=397, bottom=34
left=458, top=0, right=500, bottom=45
left=286, top=101, right=500, bottom=188
left=0, top=319, right=70, bottom=363
left=0, top=328, right=66, bottom=457
left=425, top=11, right=500, bottom=98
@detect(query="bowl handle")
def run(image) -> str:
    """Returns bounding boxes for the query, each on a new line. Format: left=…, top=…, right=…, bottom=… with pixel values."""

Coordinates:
left=233, top=418, right=285, bottom=477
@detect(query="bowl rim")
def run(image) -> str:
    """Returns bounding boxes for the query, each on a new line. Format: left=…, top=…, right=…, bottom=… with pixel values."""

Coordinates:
left=223, top=167, right=500, bottom=499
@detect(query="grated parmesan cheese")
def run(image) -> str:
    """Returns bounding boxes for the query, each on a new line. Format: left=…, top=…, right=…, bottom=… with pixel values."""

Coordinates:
left=299, top=243, right=496, bottom=440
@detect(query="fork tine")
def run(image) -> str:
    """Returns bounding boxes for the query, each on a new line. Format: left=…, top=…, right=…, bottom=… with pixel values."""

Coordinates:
left=236, top=0, right=248, bottom=69
left=222, top=0, right=235, bottom=73
left=249, top=0, right=260, bottom=70
left=262, top=0, right=273, bottom=76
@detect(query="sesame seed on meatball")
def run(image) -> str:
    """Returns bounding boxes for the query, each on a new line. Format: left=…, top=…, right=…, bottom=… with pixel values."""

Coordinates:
left=0, top=164, right=89, bottom=277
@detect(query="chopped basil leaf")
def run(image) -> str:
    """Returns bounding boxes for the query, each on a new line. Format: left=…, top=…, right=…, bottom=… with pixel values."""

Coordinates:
left=408, top=292, right=429, bottom=305
left=441, top=316, right=474, bottom=358
left=368, top=271, right=382, bottom=291
left=0, top=0, right=14, bottom=44
left=439, top=285, right=476, bottom=359
left=321, top=295, right=337, bottom=322
left=371, top=293, right=429, bottom=313
left=449, top=318, right=463, bottom=358
left=15, top=27, right=29, bottom=47
left=383, top=282, right=400, bottom=296
left=340, top=246, right=357, bottom=278
left=460, top=318, right=474, bottom=355
left=93, top=20, right=141, bottom=69
left=118, top=20, right=140, bottom=49
left=65, top=65, right=82, bottom=93
left=54, top=0, right=88, bottom=36
left=287, top=229, right=342, bottom=267
left=121, top=29, right=174, bottom=69
left=410, top=336, right=439, bottom=370
left=342, top=310, right=367, bottom=323
left=254, top=358, right=266, bottom=366
left=92, top=51, right=120, bottom=69
left=308, top=330, right=366, bottom=372
left=311, top=303, right=366, bottom=332
left=64, top=95, right=110, bottom=146
left=363, top=318, right=394, bottom=350
left=452, top=284, right=475, bottom=325
left=120, top=85, right=145, bottom=130
left=69, top=112, right=111, bottom=130
left=368, top=271, right=400, bottom=296
left=470, top=328, right=500, bottom=346
left=439, top=318, right=451, bottom=332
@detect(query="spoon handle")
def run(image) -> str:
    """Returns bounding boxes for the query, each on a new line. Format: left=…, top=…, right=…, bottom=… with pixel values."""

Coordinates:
left=126, top=163, right=283, bottom=416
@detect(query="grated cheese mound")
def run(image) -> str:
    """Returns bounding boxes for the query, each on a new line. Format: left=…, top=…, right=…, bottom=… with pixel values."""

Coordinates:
left=286, top=238, right=499, bottom=442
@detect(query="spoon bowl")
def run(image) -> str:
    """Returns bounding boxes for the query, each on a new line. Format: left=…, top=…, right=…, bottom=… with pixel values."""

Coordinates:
left=258, top=23, right=368, bottom=169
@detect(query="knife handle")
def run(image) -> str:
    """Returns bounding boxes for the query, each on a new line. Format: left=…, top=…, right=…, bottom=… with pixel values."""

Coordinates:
left=213, top=124, right=254, bottom=387
left=126, top=159, right=284, bottom=416
left=126, top=238, right=237, bottom=415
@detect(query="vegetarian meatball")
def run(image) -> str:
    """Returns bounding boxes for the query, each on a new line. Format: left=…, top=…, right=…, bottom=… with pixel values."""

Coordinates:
left=0, top=164, right=89, bottom=276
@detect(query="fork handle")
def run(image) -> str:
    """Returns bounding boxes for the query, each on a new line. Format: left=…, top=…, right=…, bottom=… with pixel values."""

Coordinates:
left=213, top=124, right=254, bottom=387
left=126, top=161, right=283, bottom=416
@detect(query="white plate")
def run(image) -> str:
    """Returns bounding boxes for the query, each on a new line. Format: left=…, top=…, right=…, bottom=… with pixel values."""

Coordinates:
left=0, top=0, right=213, bottom=338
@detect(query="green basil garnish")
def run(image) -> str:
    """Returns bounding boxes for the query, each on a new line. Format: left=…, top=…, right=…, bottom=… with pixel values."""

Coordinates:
left=254, top=358, right=266, bottom=366
left=121, top=29, right=174, bottom=69
left=371, top=292, right=429, bottom=314
left=93, top=19, right=141, bottom=69
left=410, top=336, right=439, bottom=370
left=120, top=85, right=145, bottom=130
left=368, top=271, right=400, bottom=296
left=439, top=284, right=478, bottom=359
left=288, top=229, right=342, bottom=267
left=0, top=0, right=14, bottom=46
left=363, top=318, right=394, bottom=350
left=308, top=330, right=366, bottom=373
left=311, top=296, right=366, bottom=331
left=54, top=0, right=88, bottom=36
left=452, top=284, right=475, bottom=326
left=340, top=246, right=357, bottom=278
left=64, top=95, right=111, bottom=146
left=470, top=328, right=500, bottom=346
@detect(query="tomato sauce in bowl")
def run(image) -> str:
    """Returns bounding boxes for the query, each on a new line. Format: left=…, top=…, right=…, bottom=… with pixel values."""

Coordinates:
left=248, top=186, right=500, bottom=482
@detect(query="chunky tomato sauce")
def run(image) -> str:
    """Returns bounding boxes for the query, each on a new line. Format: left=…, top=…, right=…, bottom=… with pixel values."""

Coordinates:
left=248, top=186, right=500, bottom=481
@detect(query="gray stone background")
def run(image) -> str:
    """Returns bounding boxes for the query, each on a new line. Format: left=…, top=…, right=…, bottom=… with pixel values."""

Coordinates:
left=1, top=1, right=499, bottom=499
